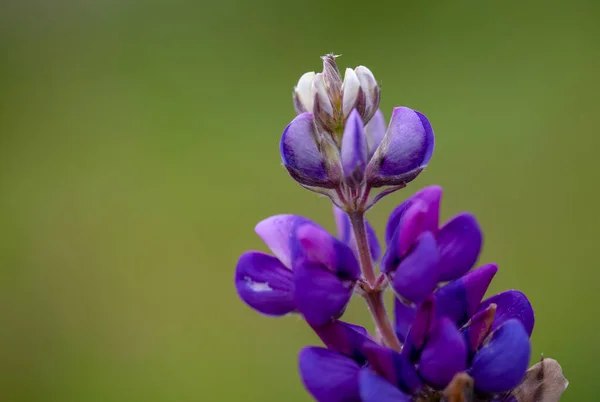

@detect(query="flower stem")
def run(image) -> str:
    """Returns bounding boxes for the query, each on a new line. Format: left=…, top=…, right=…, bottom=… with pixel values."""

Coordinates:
left=348, top=211, right=402, bottom=352
left=348, top=211, right=377, bottom=286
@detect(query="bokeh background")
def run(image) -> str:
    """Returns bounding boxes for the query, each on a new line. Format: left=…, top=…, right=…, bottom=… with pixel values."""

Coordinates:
left=1, top=0, right=598, bottom=400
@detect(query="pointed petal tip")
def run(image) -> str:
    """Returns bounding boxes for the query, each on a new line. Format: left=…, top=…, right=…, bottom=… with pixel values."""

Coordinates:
left=341, top=109, right=368, bottom=184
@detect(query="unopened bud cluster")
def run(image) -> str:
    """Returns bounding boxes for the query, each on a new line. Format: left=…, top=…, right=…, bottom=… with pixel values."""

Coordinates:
left=282, top=54, right=434, bottom=212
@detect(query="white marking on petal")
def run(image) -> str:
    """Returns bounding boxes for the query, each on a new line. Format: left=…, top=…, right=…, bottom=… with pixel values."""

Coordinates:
left=245, top=277, right=273, bottom=292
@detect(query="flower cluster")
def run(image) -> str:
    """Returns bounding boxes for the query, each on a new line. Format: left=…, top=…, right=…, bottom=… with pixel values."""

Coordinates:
left=235, top=55, right=567, bottom=401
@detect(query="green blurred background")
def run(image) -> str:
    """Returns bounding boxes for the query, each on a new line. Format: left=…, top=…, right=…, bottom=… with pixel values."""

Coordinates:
left=0, top=0, right=598, bottom=400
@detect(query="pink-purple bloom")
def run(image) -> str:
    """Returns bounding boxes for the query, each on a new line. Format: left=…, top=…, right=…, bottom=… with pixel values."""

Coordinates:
left=234, top=54, right=567, bottom=401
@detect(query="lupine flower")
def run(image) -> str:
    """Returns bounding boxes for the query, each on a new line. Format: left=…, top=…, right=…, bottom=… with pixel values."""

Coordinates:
left=235, top=212, right=379, bottom=326
left=282, top=54, right=434, bottom=211
left=235, top=54, right=567, bottom=402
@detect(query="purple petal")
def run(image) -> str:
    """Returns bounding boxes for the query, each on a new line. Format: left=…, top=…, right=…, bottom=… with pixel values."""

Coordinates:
left=478, top=290, right=535, bottom=337
left=366, top=107, right=435, bottom=186
left=394, top=297, right=416, bottom=342
left=403, top=296, right=435, bottom=359
left=435, top=264, right=498, bottom=325
left=359, top=369, right=411, bottom=402
left=234, top=251, right=295, bottom=316
left=437, top=213, right=483, bottom=282
left=333, top=206, right=381, bottom=262
left=311, top=320, right=376, bottom=364
left=419, top=318, right=468, bottom=389
left=255, top=214, right=311, bottom=269
left=299, top=347, right=361, bottom=402
left=363, top=343, right=423, bottom=394
left=280, top=113, right=330, bottom=187
left=341, top=110, right=368, bottom=185
left=470, top=319, right=531, bottom=393
left=294, top=261, right=353, bottom=326
left=385, top=186, right=442, bottom=246
left=463, top=303, right=497, bottom=354
left=365, top=109, right=386, bottom=160
left=294, top=223, right=360, bottom=281
left=388, top=232, right=440, bottom=303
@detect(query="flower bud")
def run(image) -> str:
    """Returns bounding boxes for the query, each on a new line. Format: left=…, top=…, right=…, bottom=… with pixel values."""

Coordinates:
left=294, top=72, right=316, bottom=114
left=321, top=54, right=343, bottom=105
left=312, top=73, right=336, bottom=133
left=355, top=66, right=380, bottom=122
left=341, top=68, right=365, bottom=118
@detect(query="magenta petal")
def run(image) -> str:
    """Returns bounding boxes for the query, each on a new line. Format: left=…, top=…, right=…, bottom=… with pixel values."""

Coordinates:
left=280, top=113, right=330, bottom=187
left=255, top=214, right=311, bottom=269
left=463, top=303, right=497, bottom=354
left=294, top=261, right=353, bottom=326
left=385, top=186, right=442, bottom=246
left=299, top=347, right=361, bottom=402
left=295, top=223, right=360, bottom=281
left=234, top=251, right=295, bottom=316
left=437, top=213, right=483, bottom=281
left=394, top=297, right=417, bottom=342
left=333, top=206, right=381, bottom=262
left=363, top=343, right=423, bottom=394
left=419, top=318, right=468, bottom=389
left=341, top=110, right=368, bottom=185
left=403, top=296, right=435, bottom=359
left=389, top=232, right=440, bottom=303
left=435, top=264, right=498, bottom=325
left=470, top=319, right=531, bottom=393
left=478, top=290, right=535, bottom=337
left=359, top=369, right=411, bottom=402
left=365, top=109, right=386, bottom=160
left=366, top=107, right=435, bottom=186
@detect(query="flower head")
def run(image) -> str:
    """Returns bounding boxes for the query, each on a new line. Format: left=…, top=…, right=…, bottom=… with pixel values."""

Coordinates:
left=235, top=53, right=566, bottom=402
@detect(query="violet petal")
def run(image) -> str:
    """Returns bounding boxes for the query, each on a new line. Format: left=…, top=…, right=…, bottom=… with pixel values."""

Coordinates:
left=294, top=261, right=353, bottom=326
left=389, top=232, right=440, bottom=303
left=366, top=107, right=435, bottom=186
left=470, top=319, right=531, bottom=393
left=255, top=214, right=311, bottom=269
left=394, top=297, right=416, bottom=343
left=437, top=213, right=483, bottom=282
left=294, top=223, right=360, bottom=281
left=299, top=347, right=361, bottom=402
left=435, top=263, right=498, bottom=325
left=478, top=290, right=535, bottom=337
left=363, top=343, right=423, bottom=394
left=359, top=369, right=411, bottom=402
left=341, top=109, right=368, bottom=185
left=385, top=186, right=442, bottom=246
left=311, top=320, right=376, bottom=364
left=419, top=317, right=468, bottom=389
left=365, top=109, right=386, bottom=160
left=234, top=251, right=295, bottom=316
left=280, top=113, right=329, bottom=187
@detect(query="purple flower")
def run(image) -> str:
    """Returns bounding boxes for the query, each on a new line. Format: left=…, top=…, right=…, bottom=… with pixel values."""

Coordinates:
left=282, top=55, right=434, bottom=211
left=235, top=212, right=380, bottom=326
left=382, top=186, right=484, bottom=302
left=235, top=53, right=567, bottom=402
